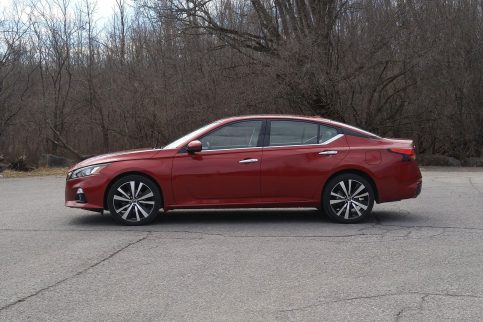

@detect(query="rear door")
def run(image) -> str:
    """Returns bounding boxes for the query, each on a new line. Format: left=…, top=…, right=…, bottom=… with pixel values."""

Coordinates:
left=260, top=120, right=349, bottom=203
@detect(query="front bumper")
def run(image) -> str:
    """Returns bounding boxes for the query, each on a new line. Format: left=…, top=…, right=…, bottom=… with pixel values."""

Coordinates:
left=65, top=173, right=110, bottom=210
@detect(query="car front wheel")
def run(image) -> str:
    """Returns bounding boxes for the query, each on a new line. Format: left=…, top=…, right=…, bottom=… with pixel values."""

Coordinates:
left=322, top=173, right=375, bottom=223
left=107, top=175, right=162, bottom=225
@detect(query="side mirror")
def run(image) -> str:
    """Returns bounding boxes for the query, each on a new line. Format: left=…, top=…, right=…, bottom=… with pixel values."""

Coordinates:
left=186, top=140, right=202, bottom=153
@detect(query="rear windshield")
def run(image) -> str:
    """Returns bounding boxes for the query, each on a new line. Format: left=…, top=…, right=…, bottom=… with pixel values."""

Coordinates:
left=330, top=121, right=381, bottom=139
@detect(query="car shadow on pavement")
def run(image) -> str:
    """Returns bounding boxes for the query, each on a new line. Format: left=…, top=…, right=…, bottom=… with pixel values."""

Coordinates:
left=372, top=210, right=424, bottom=225
left=69, top=208, right=332, bottom=227
left=157, top=209, right=328, bottom=225
left=68, top=208, right=422, bottom=228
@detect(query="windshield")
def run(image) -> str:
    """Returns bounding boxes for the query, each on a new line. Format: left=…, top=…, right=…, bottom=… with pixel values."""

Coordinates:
left=163, top=121, right=222, bottom=149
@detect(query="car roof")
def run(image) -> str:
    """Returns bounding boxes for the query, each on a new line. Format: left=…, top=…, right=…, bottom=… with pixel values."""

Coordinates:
left=218, top=115, right=381, bottom=138
left=221, top=114, right=332, bottom=123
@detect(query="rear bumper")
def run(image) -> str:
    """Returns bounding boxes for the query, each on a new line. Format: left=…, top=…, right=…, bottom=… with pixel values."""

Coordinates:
left=377, top=161, right=422, bottom=203
left=403, top=178, right=422, bottom=199
left=378, top=177, right=422, bottom=203
left=414, top=181, right=422, bottom=198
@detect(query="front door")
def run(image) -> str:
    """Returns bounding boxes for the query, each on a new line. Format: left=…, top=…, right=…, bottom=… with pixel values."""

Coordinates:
left=172, top=120, right=264, bottom=206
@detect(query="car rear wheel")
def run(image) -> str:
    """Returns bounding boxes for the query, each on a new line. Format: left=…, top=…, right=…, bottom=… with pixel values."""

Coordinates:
left=107, top=175, right=162, bottom=226
left=322, top=173, right=374, bottom=223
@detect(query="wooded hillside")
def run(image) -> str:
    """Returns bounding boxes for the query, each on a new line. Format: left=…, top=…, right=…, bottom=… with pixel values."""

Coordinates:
left=1, top=0, right=482, bottom=163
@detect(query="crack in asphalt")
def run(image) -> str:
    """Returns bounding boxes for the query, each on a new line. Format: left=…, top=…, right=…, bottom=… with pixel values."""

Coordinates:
left=154, top=230, right=386, bottom=239
left=395, top=306, right=410, bottom=322
left=0, top=232, right=151, bottom=312
left=0, top=223, right=480, bottom=241
left=0, top=227, right=452, bottom=242
left=275, top=291, right=483, bottom=316
left=394, top=293, right=429, bottom=322
left=5, top=213, right=483, bottom=235
left=469, top=177, right=483, bottom=196
left=377, top=223, right=483, bottom=231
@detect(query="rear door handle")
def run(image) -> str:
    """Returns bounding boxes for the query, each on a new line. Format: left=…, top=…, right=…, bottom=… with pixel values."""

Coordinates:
left=239, top=158, right=259, bottom=164
left=319, top=150, right=338, bottom=156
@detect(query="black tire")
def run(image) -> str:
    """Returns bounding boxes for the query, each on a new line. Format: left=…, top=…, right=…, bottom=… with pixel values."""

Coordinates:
left=107, top=175, right=162, bottom=226
left=322, top=173, right=375, bottom=223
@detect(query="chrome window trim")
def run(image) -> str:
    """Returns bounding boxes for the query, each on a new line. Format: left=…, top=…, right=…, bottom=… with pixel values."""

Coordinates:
left=320, top=133, right=345, bottom=145
left=197, top=134, right=345, bottom=152
left=199, top=146, right=263, bottom=153
left=265, top=133, right=345, bottom=149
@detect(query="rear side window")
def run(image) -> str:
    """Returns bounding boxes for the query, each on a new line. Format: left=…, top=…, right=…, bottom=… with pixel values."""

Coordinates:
left=199, top=120, right=263, bottom=150
left=268, top=120, right=340, bottom=147
left=269, top=121, right=318, bottom=146
left=319, top=125, right=339, bottom=143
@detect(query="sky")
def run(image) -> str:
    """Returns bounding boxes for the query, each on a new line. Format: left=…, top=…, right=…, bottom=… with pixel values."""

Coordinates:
left=0, top=0, right=126, bottom=23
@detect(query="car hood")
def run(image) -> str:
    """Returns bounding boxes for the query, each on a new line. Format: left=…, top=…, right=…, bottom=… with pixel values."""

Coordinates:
left=71, top=148, right=162, bottom=170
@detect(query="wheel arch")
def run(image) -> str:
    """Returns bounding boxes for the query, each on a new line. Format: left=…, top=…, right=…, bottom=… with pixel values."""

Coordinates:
left=323, top=168, right=379, bottom=203
left=103, top=171, right=164, bottom=210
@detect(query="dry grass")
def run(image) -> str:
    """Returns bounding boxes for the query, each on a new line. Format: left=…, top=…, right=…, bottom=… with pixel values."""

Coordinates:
left=1, top=167, right=69, bottom=178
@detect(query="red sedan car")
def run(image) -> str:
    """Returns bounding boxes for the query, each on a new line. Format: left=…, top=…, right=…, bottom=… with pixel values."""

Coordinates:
left=65, top=115, right=422, bottom=225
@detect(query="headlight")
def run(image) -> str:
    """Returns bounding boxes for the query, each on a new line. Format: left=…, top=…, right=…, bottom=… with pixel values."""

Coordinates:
left=67, top=163, right=110, bottom=180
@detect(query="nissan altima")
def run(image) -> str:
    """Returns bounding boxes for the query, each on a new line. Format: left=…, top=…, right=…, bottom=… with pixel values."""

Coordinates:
left=65, top=115, right=422, bottom=225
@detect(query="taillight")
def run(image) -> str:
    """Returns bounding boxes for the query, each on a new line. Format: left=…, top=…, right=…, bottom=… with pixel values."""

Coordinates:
left=389, top=148, right=416, bottom=161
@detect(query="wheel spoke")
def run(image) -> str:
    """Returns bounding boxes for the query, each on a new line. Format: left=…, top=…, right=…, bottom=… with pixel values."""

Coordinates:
left=339, top=181, right=349, bottom=197
left=134, top=205, right=141, bottom=221
left=135, top=182, right=144, bottom=198
left=352, top=200, right=368, bottom=210
left=336, top=203, right=347, bottom=216
left=353, top=192, right=369, bottom=199
left=348, top=179, right=352, bottom=196
left=344, top=202, right=351, bottom=219
left=330, top=199, right=345, bottom=205
left=139, top=200, right=155, bottom=205
left=130, top=181, right=136, bottom=197
left=136, top=204, right=150, bottom=218
left=116, top=203, right=131, bottom=213
left=351, top=184, right=366, bottom=198
left=138, top=192, right=153, bottom=201
left=331, top=192, right=345, bottom=199
left=353, top=204, right=363, bottom=217
left=113, top=195, right=130, bottom=202
left=121, top=204, right=134, bottom=219
left=117, top=187, right=130, bottom=199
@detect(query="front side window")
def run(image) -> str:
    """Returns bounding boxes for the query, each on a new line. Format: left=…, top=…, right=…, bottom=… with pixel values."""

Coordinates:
left=200, top=120, right=263, bottom=151
left=269, top=121, right=318, bottom=146
left=164, top=121, right=222, bottom=149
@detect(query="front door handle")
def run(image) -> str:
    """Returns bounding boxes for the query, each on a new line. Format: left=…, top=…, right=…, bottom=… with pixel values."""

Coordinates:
left=239, top=158, right=259, bottom=164
left=319, top=150, right=338, bottom=156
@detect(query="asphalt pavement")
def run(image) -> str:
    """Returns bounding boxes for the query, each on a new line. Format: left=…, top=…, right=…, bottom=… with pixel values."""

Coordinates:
left=0, top=169, right=483, bottom=321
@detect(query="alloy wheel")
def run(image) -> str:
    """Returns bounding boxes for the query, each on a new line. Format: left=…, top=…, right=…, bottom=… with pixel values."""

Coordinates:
left=329, top=179, right=370, bottom=220
left=112, top=181, right=156, bottom=223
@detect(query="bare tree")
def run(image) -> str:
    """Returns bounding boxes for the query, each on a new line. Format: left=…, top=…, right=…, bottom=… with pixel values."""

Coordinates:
left=30, top=0, right=78, bottom=155
left=0, top=2, right=31, bottom=138
left=1, top=0, right=482, bottom=163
